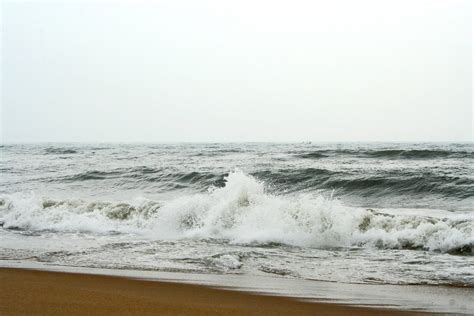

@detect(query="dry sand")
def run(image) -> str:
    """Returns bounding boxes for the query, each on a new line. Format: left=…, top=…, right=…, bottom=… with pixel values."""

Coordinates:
left=0, top=268, right=428, bottom=315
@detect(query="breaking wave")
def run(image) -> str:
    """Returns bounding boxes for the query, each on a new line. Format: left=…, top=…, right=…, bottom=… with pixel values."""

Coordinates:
left=1, top=171, right=472, bottom=255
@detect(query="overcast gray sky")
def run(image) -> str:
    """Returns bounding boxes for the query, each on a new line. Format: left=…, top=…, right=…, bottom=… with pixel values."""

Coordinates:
left=1, top=0, right=472, bottom=143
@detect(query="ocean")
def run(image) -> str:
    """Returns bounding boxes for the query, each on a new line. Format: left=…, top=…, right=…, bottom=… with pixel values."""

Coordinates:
left=1, top=143, right=473, bottom=293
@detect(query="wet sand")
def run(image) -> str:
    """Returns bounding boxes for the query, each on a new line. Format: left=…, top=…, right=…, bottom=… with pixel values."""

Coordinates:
left=0, top=268, right=429, bottom=315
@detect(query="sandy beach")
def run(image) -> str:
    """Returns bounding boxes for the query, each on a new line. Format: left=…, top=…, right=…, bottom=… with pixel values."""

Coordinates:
left=0, top=268, right=426, bottom=315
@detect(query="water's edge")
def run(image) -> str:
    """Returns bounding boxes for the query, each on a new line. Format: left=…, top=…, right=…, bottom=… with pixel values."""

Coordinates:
left=1, top=260, right=472, bottom=314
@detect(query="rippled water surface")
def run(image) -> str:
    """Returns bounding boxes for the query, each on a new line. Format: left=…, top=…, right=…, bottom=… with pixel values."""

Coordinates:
left=1, top=143, right=473, bottom=286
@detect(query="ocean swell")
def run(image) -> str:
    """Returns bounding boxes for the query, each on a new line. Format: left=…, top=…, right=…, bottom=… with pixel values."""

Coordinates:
left=44, top=147, right=79, bottom=155
left=42, top=166, right=474, bottom=201
left=253, top=168, right=474, bottom=199
left=53, top=168, right=228, bottom=191
left=295, top=149, right=474, bottom=160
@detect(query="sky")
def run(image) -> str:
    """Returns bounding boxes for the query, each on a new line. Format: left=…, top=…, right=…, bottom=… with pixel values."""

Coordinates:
left=1, top=0, right=472, bottom=143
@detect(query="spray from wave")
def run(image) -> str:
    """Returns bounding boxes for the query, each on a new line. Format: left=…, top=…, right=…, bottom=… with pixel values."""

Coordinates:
left=1, top=171, right=472, bottom=254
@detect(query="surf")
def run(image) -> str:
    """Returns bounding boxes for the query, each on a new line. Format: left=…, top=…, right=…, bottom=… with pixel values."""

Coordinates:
left=1, top=171, right=472, bottom=255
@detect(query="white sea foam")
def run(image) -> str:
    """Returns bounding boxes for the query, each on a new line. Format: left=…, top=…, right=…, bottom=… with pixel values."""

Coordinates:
left=1, top=171, right=472, bottom=253
left=210, top=254, right=243, bottom=270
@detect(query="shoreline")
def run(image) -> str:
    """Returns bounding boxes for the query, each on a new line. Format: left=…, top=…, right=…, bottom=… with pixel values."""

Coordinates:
left=0, top=267, right=430, bottom=315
